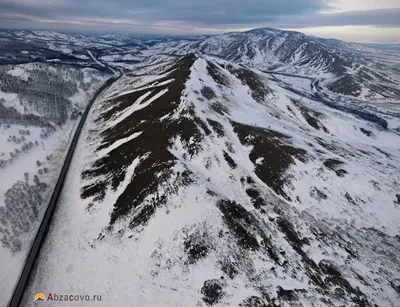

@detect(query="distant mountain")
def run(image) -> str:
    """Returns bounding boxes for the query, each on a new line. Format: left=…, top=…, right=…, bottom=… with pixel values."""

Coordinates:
left=155, top=27, right=347, bottom=73
left=1, top=27, right=399, bottom=100
left=145, top=28, right=400, bottom=100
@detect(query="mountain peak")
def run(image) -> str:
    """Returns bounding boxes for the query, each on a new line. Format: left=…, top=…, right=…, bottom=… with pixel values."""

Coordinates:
left=245, top=27, right=281, bottom=34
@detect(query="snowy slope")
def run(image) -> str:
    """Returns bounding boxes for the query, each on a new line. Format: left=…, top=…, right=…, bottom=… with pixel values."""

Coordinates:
left=2, top=28, right=399, bottom=101
left=22, top=55, right=400, bottom=306
left=0, top=61, right=110, bottom=306
left=0, top=29, right=148, bottom=69
left=143, top=28, right=400, bottom=101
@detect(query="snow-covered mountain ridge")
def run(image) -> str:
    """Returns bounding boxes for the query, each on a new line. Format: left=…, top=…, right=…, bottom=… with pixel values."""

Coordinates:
left=2, top=27, right=400, bottom=101
left=145, top=28, right=400, bottom=101
left=21, top=54, right=400, bottom=306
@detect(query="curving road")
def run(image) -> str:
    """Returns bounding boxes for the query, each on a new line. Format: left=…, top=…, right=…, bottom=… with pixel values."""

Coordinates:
left=8, top=75, right=120, bottom=307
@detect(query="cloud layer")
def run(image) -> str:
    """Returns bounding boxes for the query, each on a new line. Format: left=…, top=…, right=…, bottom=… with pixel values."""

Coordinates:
left=0, top=0, right=399, bottom=42
left=0, top=0, right=326, bottom=24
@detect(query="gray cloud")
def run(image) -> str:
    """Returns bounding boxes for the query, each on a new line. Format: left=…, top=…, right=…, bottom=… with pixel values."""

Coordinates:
left=0, top=0, right=328, bottom=26
left=278, top=8, right=400, bottom=28
left=0, top=0, right=399, bottom=39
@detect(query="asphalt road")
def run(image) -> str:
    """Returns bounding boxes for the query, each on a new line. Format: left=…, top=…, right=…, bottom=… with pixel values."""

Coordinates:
left=8, top=75, right=120, bottom=307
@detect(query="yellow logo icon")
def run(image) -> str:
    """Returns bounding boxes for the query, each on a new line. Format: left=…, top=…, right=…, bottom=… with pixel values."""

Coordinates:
left=34, top=293, right=46, bottom=301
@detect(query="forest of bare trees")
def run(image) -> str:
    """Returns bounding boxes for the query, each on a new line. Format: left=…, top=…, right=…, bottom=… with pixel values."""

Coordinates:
left=0, top=63, right=103, bottom=126
left=0, top=177, right=47, bottom=254
left=0, top=58, right=106, bottom=255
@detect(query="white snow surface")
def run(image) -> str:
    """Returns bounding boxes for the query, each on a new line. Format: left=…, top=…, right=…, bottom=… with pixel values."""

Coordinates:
left=21, top=56, right=400, bottom=306
left=0, top=120, right=78, bottom=306
left=0, top=62, right=110, bottom=305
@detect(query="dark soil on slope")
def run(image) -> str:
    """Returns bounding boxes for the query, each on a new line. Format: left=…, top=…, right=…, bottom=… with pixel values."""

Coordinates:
left=275, top=215, right=371, bottom=306
left=216, top=199, right=280, bottom=262
left=222, top=151, right=237, bottom=169
left=184, top=230, right=211, bottom=265
left=324, top=158, right=348, bottom=177
left=207, top=118, right=225, bottom=137
left=291, top=99, right=329, bottom=132
left=207, top=61, right=230, bottom=87
left=360, top=128, right=374, bottom=137
left=226, top=66, right=272, bottom=103
left=239, top=296, right=267, bottom=307
left=324, top=158, right=344, bottom=169
left=81, top=55, right=200, bottom=227
left=201, top=86, right=216, bottom=100
left=201, top=279, right=225, bottom=305
left=233, top=122, right=307, bottom=200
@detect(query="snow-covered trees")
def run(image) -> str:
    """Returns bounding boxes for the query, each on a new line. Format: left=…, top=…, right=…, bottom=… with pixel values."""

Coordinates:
left=21, top=141, right=34, bottom=153
left=0, top=58, right=107, bottom=257
left=1, top=135, right=36, bottom=168
left=0, top=179, right=46, bottom=254
left=18, top=129, right=30, bottom=135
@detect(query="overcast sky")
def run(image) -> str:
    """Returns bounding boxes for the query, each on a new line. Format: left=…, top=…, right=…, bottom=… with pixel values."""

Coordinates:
left=0, top=0, right=399, bottom=43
